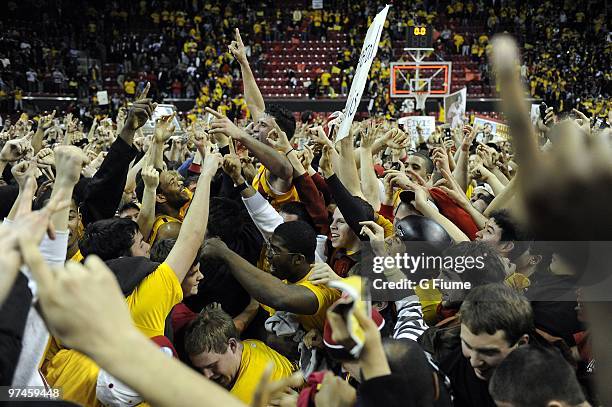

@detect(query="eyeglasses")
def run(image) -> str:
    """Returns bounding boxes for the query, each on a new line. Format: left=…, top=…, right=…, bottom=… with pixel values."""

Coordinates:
left=264, top=241, right=302, bottom=258
left=265, top=241, right=280, bottom=257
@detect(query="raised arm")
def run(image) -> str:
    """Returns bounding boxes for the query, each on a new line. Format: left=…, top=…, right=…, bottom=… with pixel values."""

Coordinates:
left=147, top=113, right=176, bottom=170
left=336, top=123, right=364, bottom=198
left=413, top=186, right=470, bottom=242
left=483, top=173, right=519, bottom=217
left=202, top=238, right=319, bottom=315
left=32, top=110, right=55, bottom=154
left=208, top=108, right=293, bottom=181
left=80, top=97, right=154, bottom=225
left=229, top=28, right=265, bottom=121
left=267, top=122, right=330, bottom=234
left=320, top=146, right=376, bottom=239
left=136, top=166, right=159, bottom=239
left=359, top=122, right=382, bottom=212
left=125, top=149, right=149, bottom=195
left=222, top=153, right=282, bottom=240
left=453, top=125, right=478, bottom=192
left=165, top=151, right=221, bottom=282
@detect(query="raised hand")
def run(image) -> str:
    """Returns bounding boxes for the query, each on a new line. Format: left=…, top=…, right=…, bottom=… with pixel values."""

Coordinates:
left=572, top=108, right=591, bottom=135
left=432, top=147, right=451, bottom=174
left=125, top=83, right=156, bottom=131
left=382, top=173, right=395, bottom=205
left=228, top=28, right=248, bottom=65
left=38, top=110, right=56, bottom=130
left=476, top=143, right=496, bottom=169
left=387, top=128, right=409, bottom=149
left=360, top=121, right=379, bottom=149
left=34, top=148, right=55, bottom=177
left=54, top=145, right=87, bottom=187
left=359, top=220, right=385, bottom=241
left=141, top=165, right=160, bottom=190
left=307, top=126, right=333, bottom=148
left=319, top=144, right=334, bottom=177
left=193, top=130, right=210, bottom=157
left=221, top=153, right=243, bottom=182
left=201, top=151, right=223, bottom=178
left=0, top=131, right=34, bottom=162
left=462, top=124, right=479, bottom=151
left=11, top=160, right=37, bottom=189
left=201, top=237, right=231, bottom=260
left=153, top=113, right=176, bottom=144
left=298, top=145, right=314, bottom=169
left=266, top=121, right=292, bottom=153
left=537, top=106, right=556, bottom=132
left=207, top=107, right=245, bottom=142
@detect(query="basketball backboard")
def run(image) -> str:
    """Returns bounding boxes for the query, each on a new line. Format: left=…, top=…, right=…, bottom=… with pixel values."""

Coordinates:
left=390, top=62, right=452, bottom=98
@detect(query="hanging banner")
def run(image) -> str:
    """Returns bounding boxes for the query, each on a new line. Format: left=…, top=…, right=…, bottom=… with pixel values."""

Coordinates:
left=336, top=5, right=391, bottom=141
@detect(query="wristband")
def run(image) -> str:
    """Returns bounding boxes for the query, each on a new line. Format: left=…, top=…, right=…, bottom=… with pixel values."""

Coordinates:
left=235, top=182, right=248, bottom=193
left=285, top=148, right=294, bottom=156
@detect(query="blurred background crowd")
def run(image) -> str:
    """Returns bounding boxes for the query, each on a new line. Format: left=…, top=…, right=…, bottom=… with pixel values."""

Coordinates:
left=0, top=0, right=609, bottom=123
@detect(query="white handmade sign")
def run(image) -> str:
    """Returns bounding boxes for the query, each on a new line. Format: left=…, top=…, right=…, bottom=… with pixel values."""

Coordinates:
left=336, top=5, right=390, bottom=141
left=97, top=90, right=109, bottom=105
left=399, top=115, right=436, bottom=141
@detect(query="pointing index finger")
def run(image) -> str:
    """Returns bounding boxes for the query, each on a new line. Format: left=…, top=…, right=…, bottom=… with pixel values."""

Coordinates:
left=235, top=28, right=243, bottom=46
left=204, top=107, right=224, bottom=119
left=138, top=82, right=150, bottom=100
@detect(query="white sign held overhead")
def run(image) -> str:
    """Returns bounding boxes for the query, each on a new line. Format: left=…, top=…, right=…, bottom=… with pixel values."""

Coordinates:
left=399, top=116, right=436, bottom=141
left=336, top=4, right=390, bottom=142
left=444, top=87, right=467, bottom=129
left=97, top=90, right=109, bottom=105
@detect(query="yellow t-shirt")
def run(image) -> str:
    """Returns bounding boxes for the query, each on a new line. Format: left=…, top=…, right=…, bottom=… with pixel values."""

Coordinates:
left=415, top=282, right=442, bottom=326
left=294, top=271, right=341, bottom=332
left=148, top=215, right=181, bottom=244
left=44, top=262, right=183, bottom=406
left=252, top=165, right=299, bottom=210
left=126, top=262, right=184, bottom=338
left=321, top=72, right=332, bottom=86
left=71, top=249, right=84, bottom=262
left=124, top=80, right=136, bottom=95
left=231, top=340, right=296, bottom=404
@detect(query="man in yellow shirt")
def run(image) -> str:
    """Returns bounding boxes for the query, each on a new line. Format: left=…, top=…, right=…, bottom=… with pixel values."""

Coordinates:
left=124, top=79, right=136, bottom=97
left=136, top=170, right=193, bottom=245
left=43, top=152, right=221, bottom=407
left=320, top=71, right=331, bottom=87
left=202, top=221, right=340, bottom=333
left=185, top=308, right=296, bottom=404
left=219, top=29, right=299, bottom=209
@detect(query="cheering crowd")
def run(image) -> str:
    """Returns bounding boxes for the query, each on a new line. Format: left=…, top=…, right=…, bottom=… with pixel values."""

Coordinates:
left=1, top=22, right=611, bottom=407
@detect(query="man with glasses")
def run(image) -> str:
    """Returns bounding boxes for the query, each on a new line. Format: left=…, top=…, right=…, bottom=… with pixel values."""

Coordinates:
left=202, top=220, right=340, bottom=333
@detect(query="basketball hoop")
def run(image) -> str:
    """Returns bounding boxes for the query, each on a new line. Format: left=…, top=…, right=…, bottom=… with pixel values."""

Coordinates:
left=414, top=92, right=428, bottom=110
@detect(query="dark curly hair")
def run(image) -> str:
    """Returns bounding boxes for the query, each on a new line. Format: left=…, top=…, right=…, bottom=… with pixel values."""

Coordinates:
left=79, top=218, right=139, bottom=261
left=266, top=103, right=296, bottom=138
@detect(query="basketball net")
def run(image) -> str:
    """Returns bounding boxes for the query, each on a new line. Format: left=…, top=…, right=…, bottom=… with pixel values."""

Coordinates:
left=414, top=92, right=428, bottom=111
